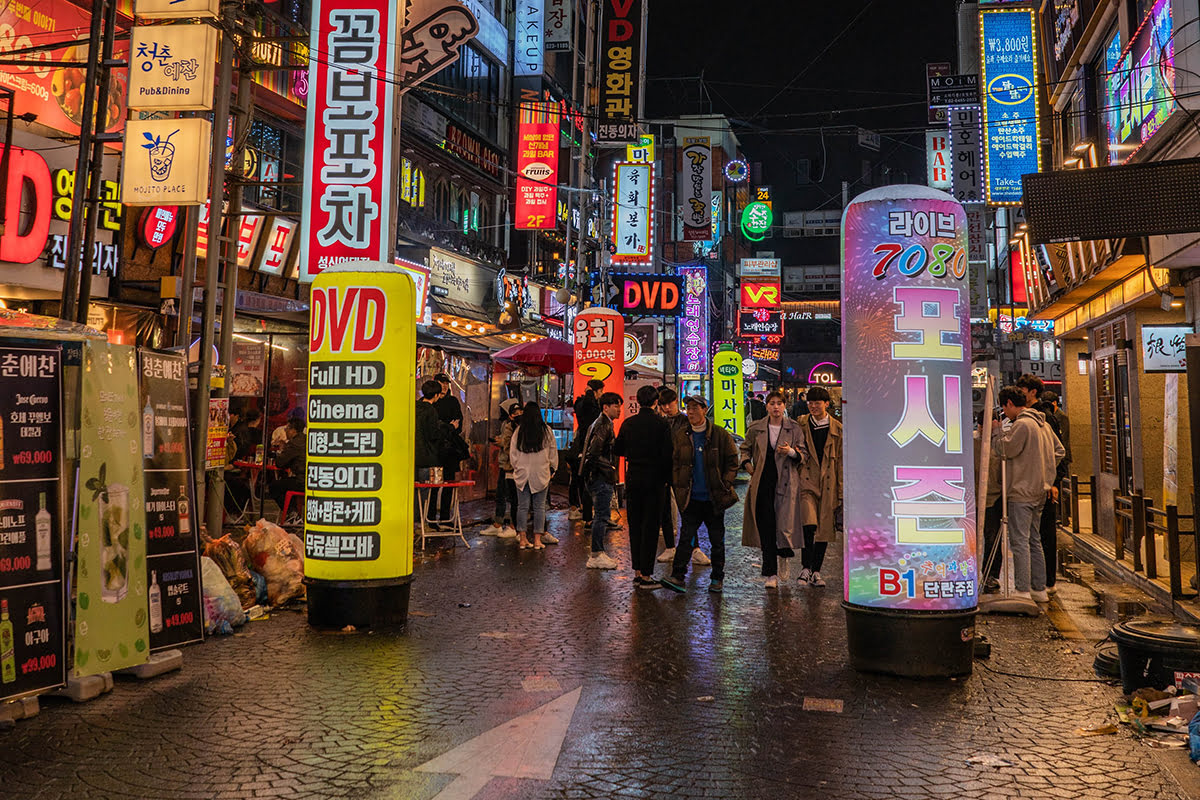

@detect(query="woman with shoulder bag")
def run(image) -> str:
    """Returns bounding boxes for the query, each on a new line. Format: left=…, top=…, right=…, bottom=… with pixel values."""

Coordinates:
left=739, top=392, right=807, bottom=589
left=509, top=402, right=559, bottom=550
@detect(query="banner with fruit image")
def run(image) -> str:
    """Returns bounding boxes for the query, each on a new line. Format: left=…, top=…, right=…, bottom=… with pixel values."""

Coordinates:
left=73, top=343, right=148, bottom=677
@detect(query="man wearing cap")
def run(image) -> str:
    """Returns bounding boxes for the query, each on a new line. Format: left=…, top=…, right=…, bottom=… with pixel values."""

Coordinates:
left=481, top=399, right=521, bottom=537
left=660, top=395, right=740, bottom=594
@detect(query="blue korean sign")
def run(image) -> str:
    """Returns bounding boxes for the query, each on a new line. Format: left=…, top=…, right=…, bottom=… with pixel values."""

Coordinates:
left=515, top=0, right=545, bottom=78
left=979, top=7, right=1041, bottom=205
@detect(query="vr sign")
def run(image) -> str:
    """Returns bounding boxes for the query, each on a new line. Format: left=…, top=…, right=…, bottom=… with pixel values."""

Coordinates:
left=741, top=280, right=780, bottom=309
left=613, top=274, right=684, bottom=317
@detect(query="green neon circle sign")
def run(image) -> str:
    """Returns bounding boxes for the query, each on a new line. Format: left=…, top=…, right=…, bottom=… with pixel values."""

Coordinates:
left=740, top=201, right=773, bottom=241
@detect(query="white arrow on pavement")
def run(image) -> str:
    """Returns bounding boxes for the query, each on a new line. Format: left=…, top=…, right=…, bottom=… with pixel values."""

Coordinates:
left=414, top=686, right=582, bottom=800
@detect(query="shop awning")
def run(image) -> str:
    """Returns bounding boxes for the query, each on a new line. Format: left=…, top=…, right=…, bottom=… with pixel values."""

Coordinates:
left=430, top=296, right=492, bottom=324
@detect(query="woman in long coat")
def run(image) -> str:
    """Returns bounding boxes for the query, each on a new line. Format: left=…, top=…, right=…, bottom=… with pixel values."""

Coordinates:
left=740, top=392, right=806, bottom=588
left=796, top=386, right=843, bottom=587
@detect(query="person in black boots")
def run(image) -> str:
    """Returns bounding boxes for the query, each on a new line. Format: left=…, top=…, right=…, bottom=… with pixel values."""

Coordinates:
left=741, top=392, right=806, bottom=589
left=796, top=386, right=843, bottom=588
left=568, top=379, right=605, bottom=523
left=614, top=384, right=674, bottom=590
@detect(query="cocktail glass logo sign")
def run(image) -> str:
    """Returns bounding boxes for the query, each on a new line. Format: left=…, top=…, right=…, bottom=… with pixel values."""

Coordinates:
left=842, top=189, right=976, bottom=612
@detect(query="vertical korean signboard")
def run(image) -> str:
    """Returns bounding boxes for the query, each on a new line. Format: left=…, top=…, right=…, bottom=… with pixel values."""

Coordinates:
left=841, top=185, right=976, bottom=678
left=712, top=347, right=745, bottom=440
left=677, top=265, right=709, bottom=377
left=680, top=137, right=711, bottom=241
left=979, top=7, right=1041, bottom=205
left=545, top=0, right=572, bottom=51
left=515, top=102, right=559, bottom=230
left=926, top=130, right=951, bottom=191
left=76, top=343, right=149, bottom=676
left=597, top=0, right=643, bottom=142
left=0, top=346, right=65, bottom=700
left=515, top=0, right=544, bottom=77
left=300, top=0, right=396, bottom=282
left=139, top=350, right=203, bottom=650
left=950, top=107, right=982, bottom=203
left=573, top=308, right=624, bottom=403
left=307, top=263, right=416, bottom=628
left=611, top=161, right=653, bottom=267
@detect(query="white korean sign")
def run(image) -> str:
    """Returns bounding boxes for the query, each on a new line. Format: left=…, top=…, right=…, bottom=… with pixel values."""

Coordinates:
left=738, top=257, right=780, bottom=278
left=257, top=217, right=297, bottom=276
left=121, top=118, right=212, bottom=206
left=299, top=0, right=396, bottom=282
left=127, top=25, right=219, bottom=110
left=545, top=0, right=572, bottom=51
left=950, top=106, right=982, bottom=203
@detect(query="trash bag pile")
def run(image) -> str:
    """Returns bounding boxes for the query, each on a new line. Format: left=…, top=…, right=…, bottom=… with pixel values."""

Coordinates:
left=242, top=520, right=306, bottom=606
left=202, top=534, right=258, bottom=608
left=200, top=556, right=247, bottom=635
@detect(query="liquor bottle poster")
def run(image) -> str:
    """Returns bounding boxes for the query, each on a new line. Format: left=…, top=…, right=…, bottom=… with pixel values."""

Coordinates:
left=75, top=343, right=149, bottom=676
left=0, top=345, right=66, bottom=700
left=138, top=350, right=203, bottom=650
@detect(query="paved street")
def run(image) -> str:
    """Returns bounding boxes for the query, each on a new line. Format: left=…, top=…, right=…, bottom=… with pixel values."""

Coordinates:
left=2, top=499, right=1196, bottom=800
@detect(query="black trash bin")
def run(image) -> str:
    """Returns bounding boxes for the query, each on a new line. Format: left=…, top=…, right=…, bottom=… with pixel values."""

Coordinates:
left=1109, top=620, right=1200, bottom=694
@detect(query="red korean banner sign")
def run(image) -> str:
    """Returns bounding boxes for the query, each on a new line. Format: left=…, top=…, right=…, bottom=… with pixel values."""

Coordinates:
left=300, top=0, right=396, bottom=282
left=573, top=307, right=624, bottom=403
left=515, top=102, right=559, bottom=230
left=0, top=0, right=129, bottom=138
left=841, top=186, right=976, bottom=612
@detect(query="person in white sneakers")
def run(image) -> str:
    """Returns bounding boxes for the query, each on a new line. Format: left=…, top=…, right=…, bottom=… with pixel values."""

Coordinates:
left=796, top=386, right=843, bottom=589
left=481, top=399, right=521, bottom=538
left=740, top=392, right=806, bottom=589
left=580, top=392, right=622, bottom=569
left=992, top=386, right=1064, bottom=605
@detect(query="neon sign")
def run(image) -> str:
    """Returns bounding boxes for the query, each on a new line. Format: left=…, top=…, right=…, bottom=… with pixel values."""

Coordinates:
left=842, top=185, right=975, bottom=613
left=807, top=361, right=841, bottom=385
left=676, top=265, right=709, bottom=376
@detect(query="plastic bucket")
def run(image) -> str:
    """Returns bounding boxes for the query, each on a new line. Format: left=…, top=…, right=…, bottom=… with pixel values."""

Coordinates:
left=1092, top=643, right=1121, bottom=680
left=1109, top=620, right=1200, bottom=694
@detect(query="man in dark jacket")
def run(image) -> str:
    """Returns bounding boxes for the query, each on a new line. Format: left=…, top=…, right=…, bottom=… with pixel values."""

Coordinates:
left=581, top=392, right=622, bottom=569
left=660, top=395, right=740, bottom=594
left=231, top=407, right=263, bottom=462
left=269, top=417, right=306, bottom=514
left=414, top=379, right=444, bottom=480
left=433, top=372, right=464, bottom=522
left=569, top=379, right=605, bottom=523
left=614, top=384, right=674, bottom=589
left=749, top=393, right=767, bottom=422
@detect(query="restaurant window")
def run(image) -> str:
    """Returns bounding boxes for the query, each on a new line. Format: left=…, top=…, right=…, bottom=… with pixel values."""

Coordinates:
left=434, top=180, right=451, bottom=222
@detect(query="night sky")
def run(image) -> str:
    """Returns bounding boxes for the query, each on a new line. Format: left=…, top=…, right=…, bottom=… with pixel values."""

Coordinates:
left=646, top=0, right=960, bottom=202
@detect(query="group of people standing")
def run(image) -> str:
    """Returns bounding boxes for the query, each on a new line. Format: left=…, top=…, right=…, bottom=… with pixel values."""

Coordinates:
left=560, top=381, right=844, bottom=593
left=986, top=374, right=1069, bottom=605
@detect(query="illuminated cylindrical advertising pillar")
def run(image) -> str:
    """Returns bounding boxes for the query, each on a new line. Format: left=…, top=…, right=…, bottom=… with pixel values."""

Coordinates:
left=306, top=262, right=416, bottom=630
left=841, top=186, right=976, bottom=678
left=712, top=346, right=745, bottom=440
left=573, top=307, right=624, bottom=400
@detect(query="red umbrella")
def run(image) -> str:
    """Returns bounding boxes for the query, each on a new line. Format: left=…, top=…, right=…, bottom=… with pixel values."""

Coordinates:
left=493, top=338, right=574, bottom=376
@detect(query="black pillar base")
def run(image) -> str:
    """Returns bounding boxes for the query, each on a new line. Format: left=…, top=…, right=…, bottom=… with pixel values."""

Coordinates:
left=306, top=577, right=411, bottom=631
left=844, top=602, right=976, bottom=678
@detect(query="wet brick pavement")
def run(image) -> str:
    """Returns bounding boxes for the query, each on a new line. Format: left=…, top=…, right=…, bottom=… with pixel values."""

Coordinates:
left=1, top=495, right=1194, bottom=800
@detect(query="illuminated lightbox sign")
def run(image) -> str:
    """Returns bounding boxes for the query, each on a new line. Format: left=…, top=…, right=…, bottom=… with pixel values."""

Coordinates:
left=676, top=265, right=709, bottom=376
left=1142, top=324, right=1189, bottom=373
left=979, top=7, right=1041, bottom=205
left=738, top=308, right=782, bottom=340
left=1105, top=0, right=1174, bottom=165
left=612, top=273, right=683, bottom=317
left=611, top=162, right=654, bottom=266
left=841, top=185, right=975, bottom=612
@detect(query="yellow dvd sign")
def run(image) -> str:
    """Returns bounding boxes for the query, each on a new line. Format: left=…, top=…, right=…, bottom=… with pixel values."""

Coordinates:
left=307, top=264, right=415, bottom=583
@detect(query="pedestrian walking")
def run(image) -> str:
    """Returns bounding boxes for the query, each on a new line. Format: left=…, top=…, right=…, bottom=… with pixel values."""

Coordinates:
left=993, top=386, right=1064, bottom=604
left=568, top=379, right=605, bottom=523
left=580, top=392, right=623, bottom=569
left=795, top=386, right=843, bottom=588
left=740, top=392, right=806, bottom=589
left=614, top=384, right=674, bottom=589
left=749, top=393, right=767, bottom=421
left=659, top=396, right=739, bottom=594
left=509, top=402, right=559, bottom=550
left=480, top=398, right=521, bottom=538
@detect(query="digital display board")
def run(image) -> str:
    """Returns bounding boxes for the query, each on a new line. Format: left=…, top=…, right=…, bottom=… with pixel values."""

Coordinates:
left=1105, top=0, right=1174, bottom=165
left=979, top=7, right=1041, bottom=205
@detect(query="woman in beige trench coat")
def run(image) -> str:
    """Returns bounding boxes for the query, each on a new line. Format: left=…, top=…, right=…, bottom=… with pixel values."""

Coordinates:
left=739, top=392, right=806, bottom=588
left=795, top=386, right=843, bottom=588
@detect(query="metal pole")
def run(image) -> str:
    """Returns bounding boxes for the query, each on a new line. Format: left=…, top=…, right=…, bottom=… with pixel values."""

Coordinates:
left=206, top=63, right=252, bottom=537
left=76, top=0, right=121, bottom=324
left=61, top=0, right=104, bottom=320
left=193, top=28, right=235, bottom=516
left=175, top=205, right=200, bottom=348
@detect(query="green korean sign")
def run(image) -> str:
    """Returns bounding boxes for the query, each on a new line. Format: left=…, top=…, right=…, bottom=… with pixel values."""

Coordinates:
left=741, top=201, right=773, bottom=241
left=74, top=343, right=149, bottom=676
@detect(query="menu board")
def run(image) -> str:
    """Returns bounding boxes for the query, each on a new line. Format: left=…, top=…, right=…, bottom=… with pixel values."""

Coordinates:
left=230, top=339, right=267, bottom=397
left=0, top=346, right=66, bottom=699
left=139, top=350, right=203, bottom=650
